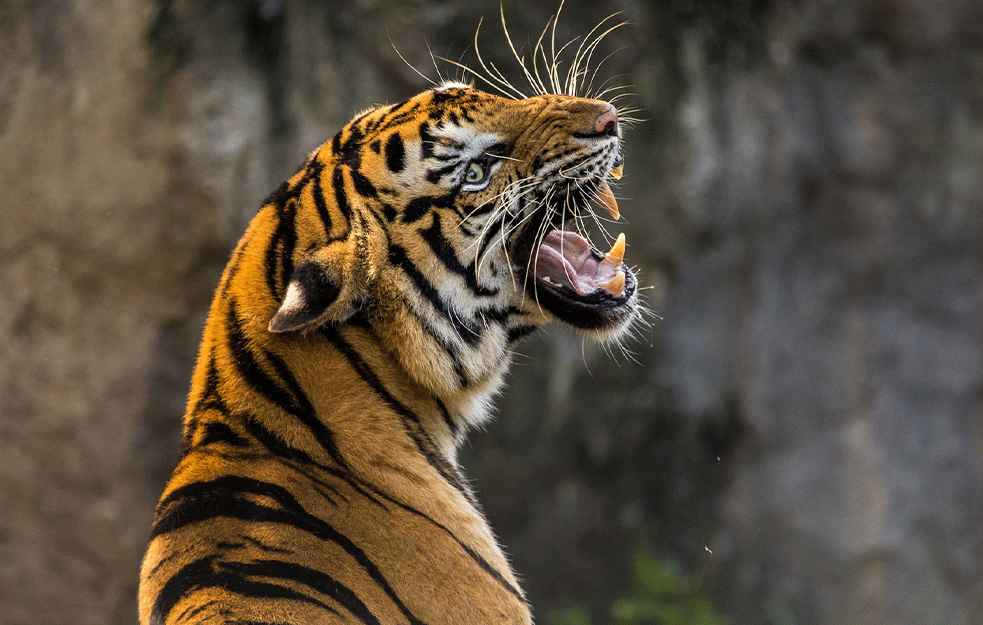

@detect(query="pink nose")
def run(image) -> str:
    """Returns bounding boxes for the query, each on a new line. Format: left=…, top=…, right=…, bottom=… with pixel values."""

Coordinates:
left=594, top=106, right=618, bottom=136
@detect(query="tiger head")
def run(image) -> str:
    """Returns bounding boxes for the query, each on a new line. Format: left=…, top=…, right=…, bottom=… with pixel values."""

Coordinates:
left=255, top=83, right=638, bottom=424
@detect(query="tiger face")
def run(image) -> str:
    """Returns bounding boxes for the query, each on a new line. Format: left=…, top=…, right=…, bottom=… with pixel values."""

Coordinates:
left=264, top=84, right=637, bottom=422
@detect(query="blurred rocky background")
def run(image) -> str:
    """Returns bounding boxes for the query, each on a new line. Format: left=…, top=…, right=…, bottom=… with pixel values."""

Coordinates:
left=1, top=0, right=981, bottom=623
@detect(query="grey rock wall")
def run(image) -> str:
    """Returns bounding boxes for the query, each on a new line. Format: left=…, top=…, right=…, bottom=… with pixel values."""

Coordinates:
left=1, top=1, right=980, bottom=624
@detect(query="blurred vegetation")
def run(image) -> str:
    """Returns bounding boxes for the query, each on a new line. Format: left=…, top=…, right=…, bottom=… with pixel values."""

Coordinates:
left=547, top=548, right=799, bottom=625
left=546, top=549, right=727, bottom=625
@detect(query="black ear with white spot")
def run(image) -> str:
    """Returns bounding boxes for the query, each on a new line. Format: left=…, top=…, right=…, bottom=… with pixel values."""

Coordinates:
left=268, top=261, right=342, bottom=333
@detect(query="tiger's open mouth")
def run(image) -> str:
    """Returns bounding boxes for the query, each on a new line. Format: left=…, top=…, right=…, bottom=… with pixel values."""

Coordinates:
left=519, top=166, right=638, bottom=330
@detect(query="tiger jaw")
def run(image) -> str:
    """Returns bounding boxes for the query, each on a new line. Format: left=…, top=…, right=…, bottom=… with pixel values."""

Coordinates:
left=508, top=177, right=638, bottom=334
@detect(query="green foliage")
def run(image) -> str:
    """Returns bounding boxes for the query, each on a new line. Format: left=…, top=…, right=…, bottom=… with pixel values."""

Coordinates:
left=546, top=548, right=801, bottom=625
left=546, top=551, right=727, bottom=625
left=608, top=551, right=725, bottom=625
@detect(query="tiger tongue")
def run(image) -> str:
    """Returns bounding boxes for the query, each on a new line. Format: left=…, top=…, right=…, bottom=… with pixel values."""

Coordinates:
left=535, top=230, right=627, bottom=297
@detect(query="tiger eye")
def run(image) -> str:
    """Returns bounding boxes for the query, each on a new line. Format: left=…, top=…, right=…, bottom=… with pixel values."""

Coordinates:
left=465, top=162, right=485, bottom=182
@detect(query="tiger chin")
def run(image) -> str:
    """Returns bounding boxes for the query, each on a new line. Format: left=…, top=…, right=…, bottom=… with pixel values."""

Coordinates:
left=139, top=81, right=638, bottom=625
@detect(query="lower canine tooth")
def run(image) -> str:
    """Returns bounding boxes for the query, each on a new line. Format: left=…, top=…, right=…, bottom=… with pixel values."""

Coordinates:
left=600, top=270, right=626, bottom=296
left=597, top=181, right=620, bottom=220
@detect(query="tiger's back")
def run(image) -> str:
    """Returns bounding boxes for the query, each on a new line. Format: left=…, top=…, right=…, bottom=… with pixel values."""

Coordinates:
left=140, top=82, right=638, bottom=624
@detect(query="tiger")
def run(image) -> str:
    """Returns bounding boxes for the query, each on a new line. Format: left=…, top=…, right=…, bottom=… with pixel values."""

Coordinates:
left=139, top=73, right=639, bottom=624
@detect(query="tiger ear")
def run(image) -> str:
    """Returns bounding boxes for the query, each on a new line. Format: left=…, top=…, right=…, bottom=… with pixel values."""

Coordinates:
left=268, top=255, right=367, bottom=333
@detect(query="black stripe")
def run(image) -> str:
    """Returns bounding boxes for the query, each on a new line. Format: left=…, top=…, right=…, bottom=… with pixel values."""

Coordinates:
left=279, top=204, right=297, bottom=299
left=351, top=168, right=378, bottom=198
left=152, top=555, right=332, bottom=625
left=507, top=324, right=539, bottom=344
left=198, top=421, right=249, bottom=448
left=205, top=371, right=378, bottom=508
left=387, top=244, right=481, bottom=346
left=475, top=208, right=509, bottom=266
left=425, top=161, right=460, bottom=184
left=309, top=160, right=334, bottom=238
left=477, top=305, right=522, bottom=326
left=227, top=559, right=381, bottom=625
left=225, top=300, right=348, bottom=470
left=435, top=397, right=459, bottom=439
left=264, top=199, right=297, bottom=300
left=145, top=548, right=180, bottom=581
left=421, top=213, right=498, bottom=297
left=319, top=327, right=479, bottom=509
left=152, top=476, right=427, bottom=625
left=261, top=166, right=314, bottom=299
left=402, top=191, right=457, bottom=224
left=381, top=203, right=397, bottom=222
left=378, top=100, right=420, bottom=130
left=233, top=410, right=369, bottom=507
left=429, top=89, right=460, bottom=105
left=225, top=300, right=312, bottom=419
left=262, top=161, right=313, bottom=211
left=198, top=362, right=375, bottom=508
left=332, top=165, right=353, bottom=224
left=418, top=122, right=435, bottom=159
left=186, top=354, right=229, bottom=452
left=384, top=132, right=405, bottom=173
left=262, top=345, right=348, bottom=467
left=458, top=219, right=477, bottom=238
left=339, top=124, right=366, bottom=167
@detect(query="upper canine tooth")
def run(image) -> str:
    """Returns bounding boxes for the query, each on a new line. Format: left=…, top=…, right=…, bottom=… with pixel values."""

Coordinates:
left=597, top=181, right=620, bottom=221
left=611, top=164, right=623, bottom=180
left=600, top=269, right=626, bottom=296
left=601, top=233, right=626, bottom=268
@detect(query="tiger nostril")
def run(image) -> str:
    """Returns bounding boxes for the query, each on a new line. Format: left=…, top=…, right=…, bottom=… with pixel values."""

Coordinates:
left=594, top=107, right=618, bottom=136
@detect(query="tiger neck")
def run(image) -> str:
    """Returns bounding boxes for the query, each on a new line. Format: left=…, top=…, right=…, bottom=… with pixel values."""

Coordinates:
left=361, top=303, right=515, bottom=443
left=364, top=269, right=529, bottom=436
left=194, top=294, right=513, bottom=471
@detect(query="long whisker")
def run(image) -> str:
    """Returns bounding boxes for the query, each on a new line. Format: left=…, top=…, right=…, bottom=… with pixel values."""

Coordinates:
left=497, top=5, right=545, bottom=98
left=585, top=45, right=627, bottom=100
left=530, top=14, right=555, bottom=96
left=566, top=14, right=624, bottom=96
left=450, top=17, right=526, bottom=99
left=576, top=24, right=627, bottom=97
left=548, top=0, right=563, bottom=94
left=388, top=32, right=439, bottom=88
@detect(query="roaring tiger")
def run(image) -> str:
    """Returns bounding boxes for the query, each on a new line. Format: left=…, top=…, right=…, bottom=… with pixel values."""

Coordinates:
left=139, top=72, right=639, bottom=624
